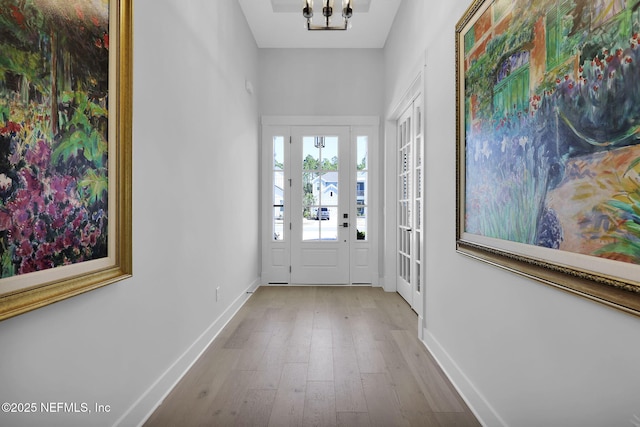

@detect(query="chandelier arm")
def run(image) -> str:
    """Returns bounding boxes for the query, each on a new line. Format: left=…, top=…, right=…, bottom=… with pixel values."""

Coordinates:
left=306, top=22, right=348, bottom=31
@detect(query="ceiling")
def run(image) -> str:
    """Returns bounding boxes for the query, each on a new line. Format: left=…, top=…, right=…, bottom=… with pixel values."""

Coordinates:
left=238, top=0, right=402, bottom=49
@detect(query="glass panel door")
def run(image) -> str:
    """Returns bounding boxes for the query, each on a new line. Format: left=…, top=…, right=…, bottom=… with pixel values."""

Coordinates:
left=291, top=127, right=350, bottom=284
left=396, top=94, right=424, bottom=318
left=397, top=109, right=413, bottom=303
left=261, top=126, right=291, bottom=284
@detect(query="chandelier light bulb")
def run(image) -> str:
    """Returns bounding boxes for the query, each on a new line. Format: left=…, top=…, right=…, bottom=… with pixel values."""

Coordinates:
left=303, top=0, right=314, bottom=19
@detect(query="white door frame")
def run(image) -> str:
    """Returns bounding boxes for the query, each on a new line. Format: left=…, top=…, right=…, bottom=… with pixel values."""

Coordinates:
left=261, top=116, right=379, bottom=286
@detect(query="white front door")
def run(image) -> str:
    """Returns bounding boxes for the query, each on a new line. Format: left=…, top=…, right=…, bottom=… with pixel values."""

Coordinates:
left=261, top=118, right=378, bottom=286
left=290, top=127, right=350, bottom=284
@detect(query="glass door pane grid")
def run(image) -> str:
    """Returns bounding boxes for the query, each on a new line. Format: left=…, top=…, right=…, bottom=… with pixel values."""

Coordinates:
left=398, top=119, right=412, bottom=284
left=273, top=136, right=285, bottom=241
left=356, top=136, right=368, bottom=241
left=303, top=136, right=339, bottom=241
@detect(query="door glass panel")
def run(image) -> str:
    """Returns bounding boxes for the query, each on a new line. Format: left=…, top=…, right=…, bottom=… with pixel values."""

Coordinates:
left=273, top=208, right=284, bottom=240
left=303, top=172, right=319, bottom=211
left=274, top=137, right=285, bottom=170
left=357, top=137, right=368, bottom=170
left=356, top=136, right=368, bottom=241
left=402, top=174, right=408, bottom=199
left=321, top=137, right=339, bottom=170
left=303, top=138, right=320, bottom=169
left=273, top=137, right=285, bottom=241
left=320, top=207, right=338, bottom=240
left=274, top=170, right=285, bottom=241
left=302, top=135, right=339, bottom=241
left=357, top=207, right=367, bottom=240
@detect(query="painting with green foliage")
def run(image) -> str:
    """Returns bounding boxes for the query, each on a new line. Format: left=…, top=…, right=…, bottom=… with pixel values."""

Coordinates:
left=0, top=0, right=109, bottom=278
left=462, top=0, right=640, bottom=266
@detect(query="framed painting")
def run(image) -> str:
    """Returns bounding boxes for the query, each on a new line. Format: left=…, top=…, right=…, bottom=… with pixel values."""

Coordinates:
left=0, top=0, right=132, bottom=321
left=456, top=0, right=640, bottom=316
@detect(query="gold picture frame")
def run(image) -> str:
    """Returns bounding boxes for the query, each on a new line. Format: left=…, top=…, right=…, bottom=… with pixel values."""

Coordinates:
left=0, top=0, right=132, bottom=321
left=456, top=0, right=640, bottom=316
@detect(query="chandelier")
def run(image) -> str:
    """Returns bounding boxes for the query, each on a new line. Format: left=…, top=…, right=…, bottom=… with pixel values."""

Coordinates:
left=303, top=0, right=353, bottom=31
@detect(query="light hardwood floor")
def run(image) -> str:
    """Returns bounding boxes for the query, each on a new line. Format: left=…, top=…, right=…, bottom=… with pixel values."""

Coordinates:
left=144, top=286, right=481, bottom=427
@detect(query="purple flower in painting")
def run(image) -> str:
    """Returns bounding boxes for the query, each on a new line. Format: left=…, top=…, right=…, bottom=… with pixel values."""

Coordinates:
left=19, top=258, right=37, bottom=275
left=72, top=210, right=85, bottom=229
left=45, top=201, right=57, bottom=217
left=50, top=175, right=76, bottom=204
left=51, top=214, right=66, bottom=230
left=16, top=239, right=33, bottom=258
left=11, top=189, right=30, bottom=211
left=34, top=219, right=47, bottom=241
left=11, top=199, right=31, bottom=227
left=34, top=257, right=54, bottom=271
left=19, top=168, right=42, bottom=193
left=25, top=140, right=51, bottom=172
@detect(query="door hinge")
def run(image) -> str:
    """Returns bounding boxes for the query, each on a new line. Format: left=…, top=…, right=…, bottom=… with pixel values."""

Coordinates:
left=289, top=266, right=292, bottom=273
left=289, top=178, right=292, bottom=187
left=289, top=223, right=292, bottom=230
left=289, top=136, right=292, bottom=144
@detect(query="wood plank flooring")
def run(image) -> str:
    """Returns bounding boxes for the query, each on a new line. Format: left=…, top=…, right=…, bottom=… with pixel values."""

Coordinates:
left=144, top=286, right=481, bottom=427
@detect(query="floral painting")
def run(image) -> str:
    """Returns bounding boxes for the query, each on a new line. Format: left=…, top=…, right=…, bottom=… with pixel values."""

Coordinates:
left=462, top=0, right=640, bottom=267
left=0, top=0, right=109, bottom=278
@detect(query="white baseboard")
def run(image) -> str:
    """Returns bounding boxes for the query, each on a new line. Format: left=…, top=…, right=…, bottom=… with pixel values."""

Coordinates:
left=379, top=276, right=396, bottom=293
left=421, top=330, right=507, bottom=427
left=114, top=278, right=261, bottom=427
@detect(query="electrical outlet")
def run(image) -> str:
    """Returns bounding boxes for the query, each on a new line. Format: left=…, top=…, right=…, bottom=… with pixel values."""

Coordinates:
left=216, top=286, right=220, bottom=302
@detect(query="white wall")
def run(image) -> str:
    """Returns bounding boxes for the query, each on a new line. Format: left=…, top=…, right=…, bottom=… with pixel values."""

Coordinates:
left=258, top=48, right=384, bottom=117
left=384, top=1, right=640, bottom=426
left=0, top=1, right=260, bottom=426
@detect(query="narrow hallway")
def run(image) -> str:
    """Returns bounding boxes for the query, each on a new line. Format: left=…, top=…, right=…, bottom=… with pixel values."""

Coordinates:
left=145, top=287, right=480, bottom=426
